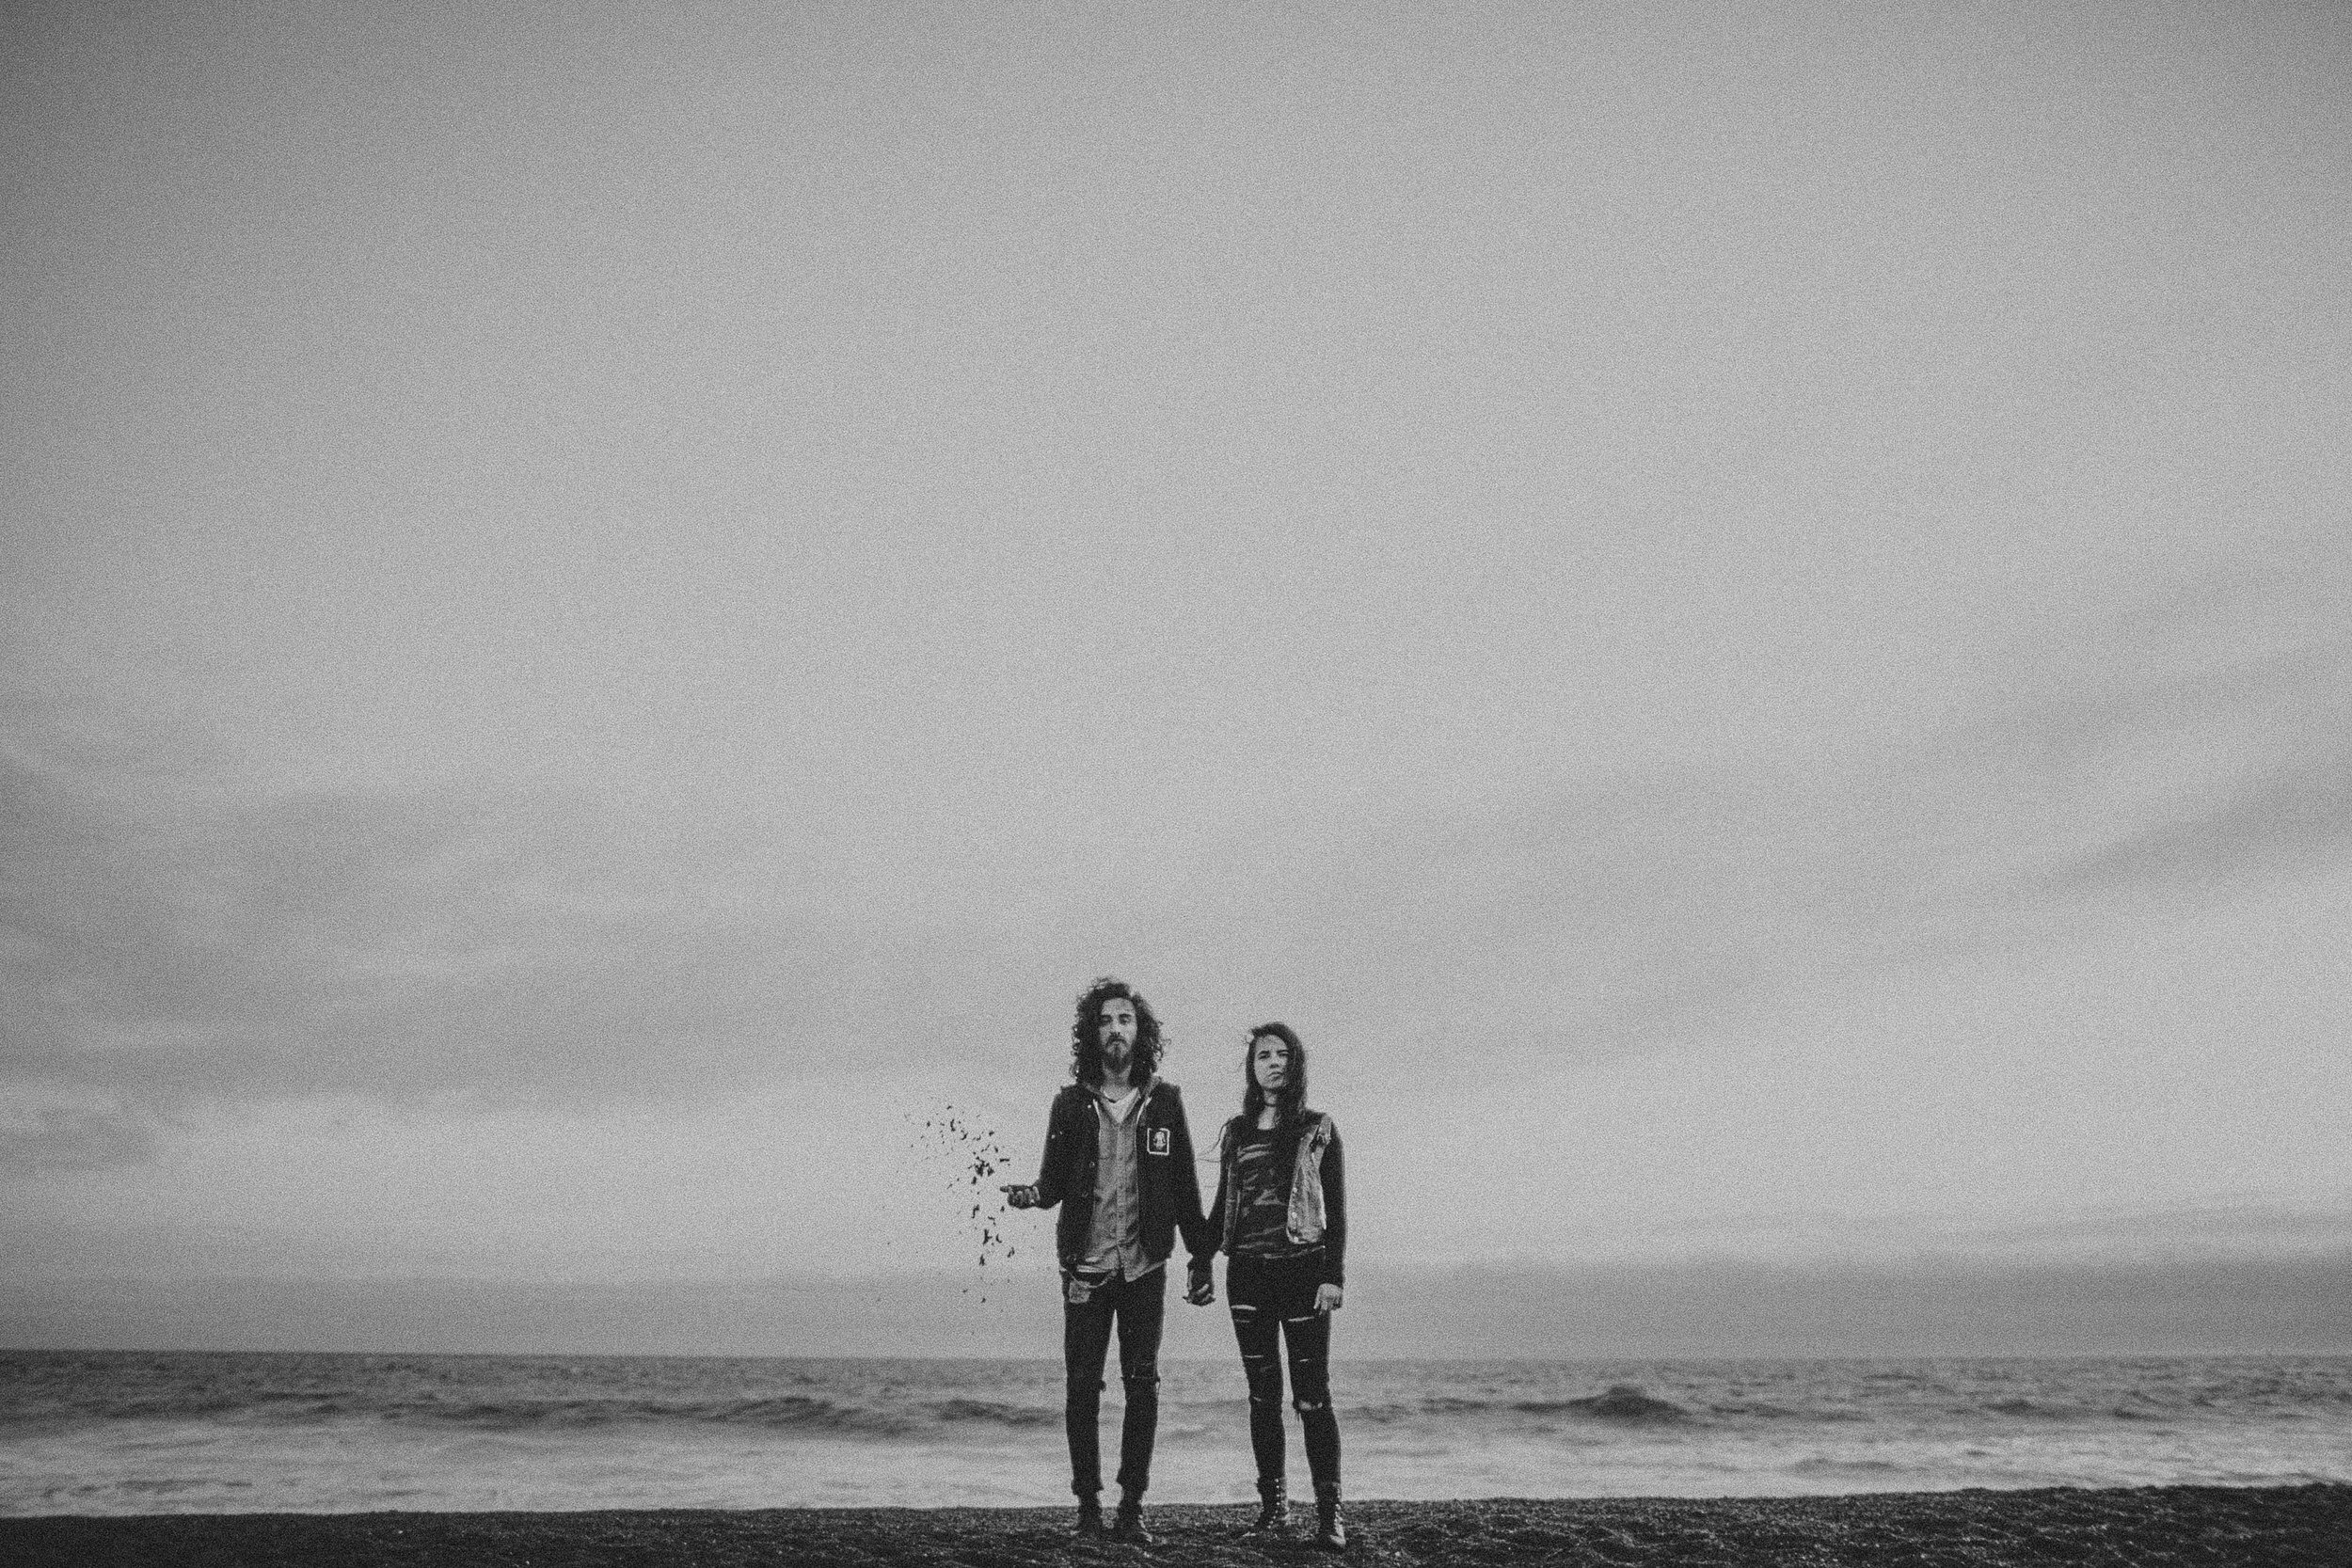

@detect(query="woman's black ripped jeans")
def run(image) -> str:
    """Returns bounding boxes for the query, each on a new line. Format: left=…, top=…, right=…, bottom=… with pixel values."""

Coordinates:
left=1227, top=1250, right=1341, bottom=1492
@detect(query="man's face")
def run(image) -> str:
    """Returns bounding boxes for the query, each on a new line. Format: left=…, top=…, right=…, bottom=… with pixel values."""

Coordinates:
left=1097, top=996, right=1138, bottom=1073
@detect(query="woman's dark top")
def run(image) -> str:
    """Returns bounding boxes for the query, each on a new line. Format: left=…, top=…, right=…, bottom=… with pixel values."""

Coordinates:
left=1209, top=1110, right=1346, bottom=1288
left=1230, top=1123, right=1300, bottom=1258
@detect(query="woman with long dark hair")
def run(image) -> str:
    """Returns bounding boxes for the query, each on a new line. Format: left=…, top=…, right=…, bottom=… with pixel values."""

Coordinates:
left=1206, top=1022, right=1348, bottom=1550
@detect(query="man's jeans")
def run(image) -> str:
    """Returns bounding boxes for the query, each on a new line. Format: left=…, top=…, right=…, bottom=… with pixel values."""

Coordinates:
left=1061, top=1266, right=1167, bottom=1497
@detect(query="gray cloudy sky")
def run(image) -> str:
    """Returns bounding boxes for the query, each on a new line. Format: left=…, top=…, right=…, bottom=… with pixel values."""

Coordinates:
left=5, top=0, right=2349, bottom=1354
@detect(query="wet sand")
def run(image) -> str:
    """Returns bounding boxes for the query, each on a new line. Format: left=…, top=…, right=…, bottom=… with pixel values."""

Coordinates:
left=6, top=1485, right=2348, bottom=1566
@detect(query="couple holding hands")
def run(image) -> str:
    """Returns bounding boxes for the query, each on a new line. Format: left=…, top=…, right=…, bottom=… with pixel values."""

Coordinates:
left=1002, top=976, right=1349, bottom=1550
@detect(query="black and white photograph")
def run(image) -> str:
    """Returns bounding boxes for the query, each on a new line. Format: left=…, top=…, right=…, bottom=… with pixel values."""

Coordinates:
left=5, top=2, right=2349, bottom=1562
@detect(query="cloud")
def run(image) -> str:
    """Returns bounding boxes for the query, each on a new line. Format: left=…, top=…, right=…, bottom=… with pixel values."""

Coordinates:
left=2046, top=757, right=2352, bottom=896
left=0, top=698, right=1009, bottom=1114
left=0, top=1103, right=158, bottom=1173
left=1962, top=553, right=2352, bottom=902
left=5, top=544, right=2341, bottom=1120
left=1583, top=1195, right=2352, bottom=1268
left=1139, top=552, right=2352, bottom=1064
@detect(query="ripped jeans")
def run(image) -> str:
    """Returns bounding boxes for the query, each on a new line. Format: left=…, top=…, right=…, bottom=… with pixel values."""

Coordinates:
left=1227, top=1250, right=1341, bottom=1493
left=1061, top=1265, right=1167, bottom=1497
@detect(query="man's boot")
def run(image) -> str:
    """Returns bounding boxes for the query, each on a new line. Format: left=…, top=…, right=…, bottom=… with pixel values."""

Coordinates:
left=1249, top=1475, right=1292, bottom=1534
left=1313, top=1484, right=1346, bottom=1552
left=1073, top=1494, right=1104, bottom=1537
left=1111, top=1491, right=1154, bottom=1544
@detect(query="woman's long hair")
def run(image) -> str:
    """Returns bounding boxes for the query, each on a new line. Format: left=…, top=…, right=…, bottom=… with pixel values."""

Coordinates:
left=1069, top=975, right=1165, bottom=1085
left=1240, top=1022, right=1308, bottom=1128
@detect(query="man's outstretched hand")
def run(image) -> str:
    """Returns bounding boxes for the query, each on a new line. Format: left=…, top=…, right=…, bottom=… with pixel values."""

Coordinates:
left=1185, top=1260, right=1216, bottom=1307
left=1000, top=1183, right=1038, bottom=1210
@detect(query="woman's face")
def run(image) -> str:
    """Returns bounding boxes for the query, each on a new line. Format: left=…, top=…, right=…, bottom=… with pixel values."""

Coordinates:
left=1250, top=1035, right=1291, bottom=1094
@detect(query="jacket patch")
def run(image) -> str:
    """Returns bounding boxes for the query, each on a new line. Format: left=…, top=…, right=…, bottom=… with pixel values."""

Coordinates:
left=1148, top=1127, right=1171, bottom=1156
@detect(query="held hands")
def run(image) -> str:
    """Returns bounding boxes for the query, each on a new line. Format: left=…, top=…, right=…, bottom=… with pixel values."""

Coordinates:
left=999, top=1183, right=1038, bottom=1210
left=1314, top=1282, right=1343, bottom=1314
left=1185, top=1260, right=1216, bottom=1307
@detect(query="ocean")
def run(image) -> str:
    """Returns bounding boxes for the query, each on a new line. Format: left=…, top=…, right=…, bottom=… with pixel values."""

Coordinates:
left=5, top=1351, right=2348, bottom=1515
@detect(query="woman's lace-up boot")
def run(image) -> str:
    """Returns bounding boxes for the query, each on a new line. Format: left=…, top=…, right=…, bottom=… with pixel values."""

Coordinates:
left=1249, top=1475, right=1292, bottom=1534
left=1313, top=1483, right=1347, bottom=1551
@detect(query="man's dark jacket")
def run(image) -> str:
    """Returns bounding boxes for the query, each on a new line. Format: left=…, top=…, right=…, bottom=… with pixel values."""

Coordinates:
left=1029, top=1079, right=1214, bottom=1275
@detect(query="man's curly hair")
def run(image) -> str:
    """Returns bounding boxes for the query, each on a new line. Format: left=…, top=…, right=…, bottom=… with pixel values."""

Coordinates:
left=1070, top=975, right=1165, bottom=1085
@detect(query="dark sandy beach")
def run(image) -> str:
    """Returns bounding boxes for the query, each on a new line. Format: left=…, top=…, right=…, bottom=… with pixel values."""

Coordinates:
left=6, top=1485, right=2348, bottom=1567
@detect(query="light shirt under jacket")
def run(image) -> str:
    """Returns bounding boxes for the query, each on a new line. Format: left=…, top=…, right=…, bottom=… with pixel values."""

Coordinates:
left=1080, top=1082, right=1160, bottom=1278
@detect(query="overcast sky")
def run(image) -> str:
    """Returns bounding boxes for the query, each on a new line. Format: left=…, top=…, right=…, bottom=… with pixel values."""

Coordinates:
left=5, top=1, right=2349, bottom=1354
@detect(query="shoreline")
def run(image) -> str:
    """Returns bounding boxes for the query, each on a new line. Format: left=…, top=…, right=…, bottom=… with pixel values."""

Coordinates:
left=6, top=1484, right=2349, bottom=1566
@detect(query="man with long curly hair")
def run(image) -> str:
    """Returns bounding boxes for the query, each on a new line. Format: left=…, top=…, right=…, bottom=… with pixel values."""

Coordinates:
left=1003, top=976, right=1214, bottom=1543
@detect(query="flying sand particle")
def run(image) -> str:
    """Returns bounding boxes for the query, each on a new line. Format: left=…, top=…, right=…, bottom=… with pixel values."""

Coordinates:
left=909, top=1103, right=1017, bottom=1305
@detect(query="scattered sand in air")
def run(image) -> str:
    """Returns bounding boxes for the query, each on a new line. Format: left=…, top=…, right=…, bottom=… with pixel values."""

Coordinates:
left=911, top=1107, right=1017, bottom=1302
